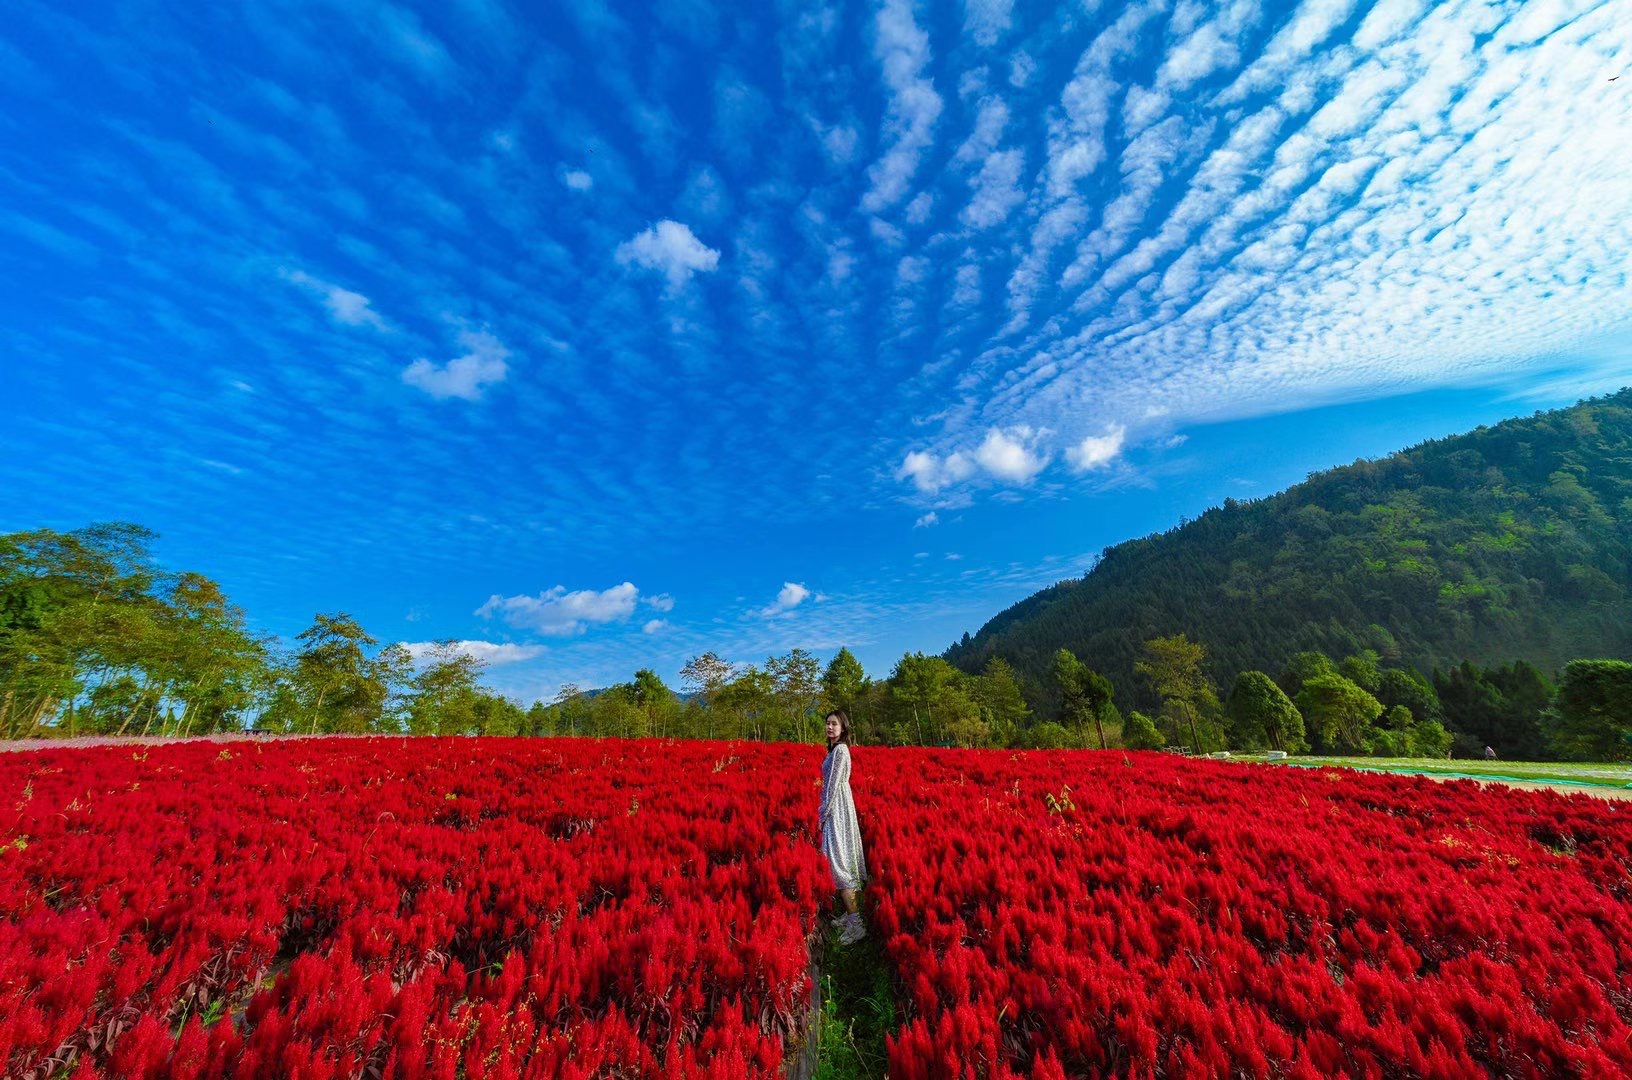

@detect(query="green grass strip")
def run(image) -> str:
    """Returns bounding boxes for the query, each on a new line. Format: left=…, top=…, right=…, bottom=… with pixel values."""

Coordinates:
left=814, top=906, right=898, bottom=1080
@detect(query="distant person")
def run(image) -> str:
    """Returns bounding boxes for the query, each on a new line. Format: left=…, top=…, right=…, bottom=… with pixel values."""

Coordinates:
left=821, top=709, right=868, bottom=945
left=1485, top=745, right=1497, bottom=761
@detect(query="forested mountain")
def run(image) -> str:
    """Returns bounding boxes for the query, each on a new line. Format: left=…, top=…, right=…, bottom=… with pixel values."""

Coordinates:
left=946, top=389, right=1632, bottom=712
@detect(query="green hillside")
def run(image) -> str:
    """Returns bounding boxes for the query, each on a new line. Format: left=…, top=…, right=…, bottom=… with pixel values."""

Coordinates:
left=946, top=389, right=1632, bottom=712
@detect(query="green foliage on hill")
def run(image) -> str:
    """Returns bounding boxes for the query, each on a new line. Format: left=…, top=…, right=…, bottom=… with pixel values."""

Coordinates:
left=945, top=389, right=1632, bottom=716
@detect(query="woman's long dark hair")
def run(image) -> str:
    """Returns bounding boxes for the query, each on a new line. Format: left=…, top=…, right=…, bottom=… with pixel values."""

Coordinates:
left=825, top=709, right=853, bottom=751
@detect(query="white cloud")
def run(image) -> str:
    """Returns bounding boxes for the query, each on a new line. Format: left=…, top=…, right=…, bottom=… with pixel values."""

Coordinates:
left=1009, top=50, right=1036, bottom=88
left=759, top=581, right=812, bottom=617
left=643, top=593, right=676, bottom=612
left=954, top=97, right=1009, bottom=164
left=563, top=169, right=594, bottom=191
left=904, top=192, right=934, bottom=224
left=897, top=448, right=977, bottom=493
left=962, top=0, right=1014, bottom=47
left=402, top=640, right=546, bottom=666
left=281, top=268, right=388, bottom=330
left=973, top=426, right=1049, bottom=483
left=953, top=260, right=982, bottom=306
left=642, top=619, right=669, bottom=634
left=476, top=582, right=641, bottom=635
left=821, top=124, right=860, bottom=164
left=862, top=0, right=943, bottom=213
left=615, top=219, right=721, bottom=290
left=899, top=426, right=1051, bottom=493
left=1159, top=22, right=1240, bottom=88
left=914, top=511, right=939, bottom=528
left=962, top=148, right=1026, bottom=228
left=1066, top=425, right=1127, bottom=471
left=402, top=329, right=510, bottom=402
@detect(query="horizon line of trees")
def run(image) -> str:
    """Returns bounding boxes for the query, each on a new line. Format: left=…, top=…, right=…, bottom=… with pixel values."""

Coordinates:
left=4, top=524, right=1628, bottom=760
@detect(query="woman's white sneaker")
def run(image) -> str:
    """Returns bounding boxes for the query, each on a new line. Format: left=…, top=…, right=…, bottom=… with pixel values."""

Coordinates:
left=837, top=915, right=867, bottom=945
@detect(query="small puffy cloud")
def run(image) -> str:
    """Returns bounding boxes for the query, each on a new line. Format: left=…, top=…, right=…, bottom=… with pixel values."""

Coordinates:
left=281, top=268, right=388, bottom=330
left=945, top=552, right=963, bottom=561
left=1066, top=425, right=1127, bottom=472
left=563, top=169, right=594, bottom=191
left=914, top=511, right=939, bottom=528
left=402, top=640, right=546, bottom=666
left=476, top=581, right=641, bottom=635
left=973, top=426, right=1049, bottom=483
left=904, top=191, right=934, bottom=224
left=1161, top=433, right=1189, bottom=449
left=759, top=581, right=811, bottom=618
left=900, top=427, right=1050, bottom=493
left=616, top=219, right=720, bottom=290
left=402, top=329, right=510, bottom=401
left=820, top=123, right=860, bottom=165
left=897, top=448, right=977, bottom=494
left=642, top=619, right=669, bottom=634
left=643, top=593, right=676, bottom=612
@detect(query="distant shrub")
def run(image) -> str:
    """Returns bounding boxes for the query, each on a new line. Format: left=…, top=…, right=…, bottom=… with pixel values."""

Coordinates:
left=1023, top=721, right=1075, bottom=750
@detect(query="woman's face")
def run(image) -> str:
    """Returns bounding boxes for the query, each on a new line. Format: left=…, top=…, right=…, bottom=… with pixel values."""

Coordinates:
left=825, top=714, right=842, bottom=741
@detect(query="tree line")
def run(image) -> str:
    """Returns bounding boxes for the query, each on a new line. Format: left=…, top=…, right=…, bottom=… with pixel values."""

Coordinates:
left=2, top=523, right=1627, bottom=759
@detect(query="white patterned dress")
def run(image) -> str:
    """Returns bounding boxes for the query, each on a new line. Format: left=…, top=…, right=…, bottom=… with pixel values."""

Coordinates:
left=820, top=743, right=868, bottom=891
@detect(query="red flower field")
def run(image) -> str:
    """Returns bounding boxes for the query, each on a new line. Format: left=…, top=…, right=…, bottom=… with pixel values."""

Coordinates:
left=2, top=738, right=1629, bottom=1078
left=0, top=740, right=828, bottom=1079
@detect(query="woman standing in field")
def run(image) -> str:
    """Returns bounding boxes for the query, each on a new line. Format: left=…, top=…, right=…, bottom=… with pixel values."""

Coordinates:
left=821, top=709, right=868, bottom=945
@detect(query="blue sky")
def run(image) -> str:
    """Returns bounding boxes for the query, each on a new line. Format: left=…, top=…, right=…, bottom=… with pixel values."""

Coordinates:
left=3, top=0, right=1630, bottom=701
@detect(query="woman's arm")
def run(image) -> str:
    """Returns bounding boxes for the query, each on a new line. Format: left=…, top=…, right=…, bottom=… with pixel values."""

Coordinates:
left=829, top=744, right=851, bottom=792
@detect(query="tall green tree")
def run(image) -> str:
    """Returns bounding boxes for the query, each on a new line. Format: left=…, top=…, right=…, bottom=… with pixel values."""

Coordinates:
left=1551, top=660, right=1632, bottom=761
left=1225, top=671, right=1307, bottom=752
left=1054, top=649, right=1114, bottom=749
left=680, top=652, right=734, bottom=737
left=766, top=649, right=822, bottom=742
left=284, top=613, right=395, bottom=733
left=1296, top=674, right=1383, bottom=753
left=971, top=656, right=1030, bottom=745
left=631, top=668, right=679, bottom=739
left=821, top=647, right=869, bottom=714
left=405, top=641, right=485, bottom=735
left=891, top=652, right=964, bottom=746
left=1135, top=634, right=1220, bottom=753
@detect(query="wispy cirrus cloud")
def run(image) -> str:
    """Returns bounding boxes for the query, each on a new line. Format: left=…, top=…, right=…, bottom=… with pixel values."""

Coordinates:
left=280, top=268, right=388, bottom=330
left=402, top=640, right=546, bottom=666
